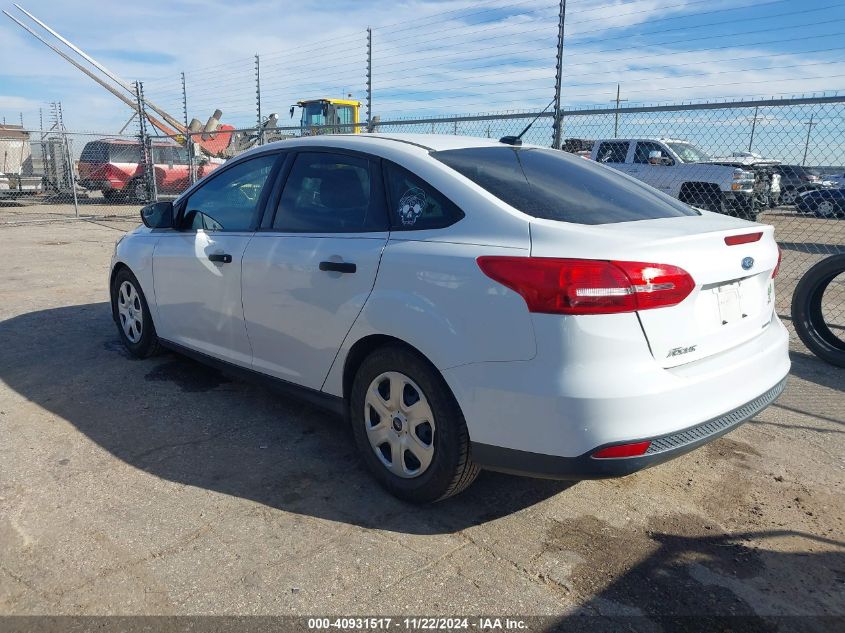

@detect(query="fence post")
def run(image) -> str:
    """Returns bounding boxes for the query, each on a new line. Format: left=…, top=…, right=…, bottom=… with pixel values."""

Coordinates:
left=255, top=54, right=263, bottom=145
left=181, top=71, right=195, bottom=186
left=134, top=81, right=156, bottom=203
left=552, top=0, right=566, bottom=149
left=57, top=102, right=79, bottom=218
left=366, top=27, right=372, bottom=132
left=748, top=105, right=758, bottom=151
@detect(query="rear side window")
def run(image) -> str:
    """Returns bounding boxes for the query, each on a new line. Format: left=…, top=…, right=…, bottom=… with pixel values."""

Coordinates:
left=384, top=163, right=464, bottom=230
left=594, top=141, right=629, bottom=164
left=273, top=152, right=386, bottom=232
left=108, top=143, right=140, bottom=163
left=431, top=146, right=699, bottom=225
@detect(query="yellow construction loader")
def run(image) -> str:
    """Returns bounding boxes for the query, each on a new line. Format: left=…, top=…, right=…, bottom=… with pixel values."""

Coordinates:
left=290, top=98, right=362, bottom=135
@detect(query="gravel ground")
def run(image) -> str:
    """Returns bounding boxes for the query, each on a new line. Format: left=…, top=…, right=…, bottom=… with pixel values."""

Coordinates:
left=0, top=218, right=842, bottom=629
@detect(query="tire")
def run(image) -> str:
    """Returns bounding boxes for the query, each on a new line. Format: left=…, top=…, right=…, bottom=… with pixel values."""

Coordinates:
left=781, top=187, right=798, bottom=206
left=102, top=189, right=125, bottom=203
left=815, top=199, right=839, bottom=219
left=129, top=179, right=148, bottom=203
left=111, top=268, right=162, bottom=358
left=349, top=345, right=480, bottom=503
left=791, top=254, right=845, bottom=368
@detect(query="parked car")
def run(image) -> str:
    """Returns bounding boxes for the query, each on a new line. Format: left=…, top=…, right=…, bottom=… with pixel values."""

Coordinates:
left=111, top=134, right=789, bottom=502
left=590, top=138, right=763, bottom=220
left=771, top=164, right=829, bottom=205
left=78, top=138, right=221, bottom=201
left=823, top=170, right=845, bottom=188
left=795, top=188, right=845, bottom=218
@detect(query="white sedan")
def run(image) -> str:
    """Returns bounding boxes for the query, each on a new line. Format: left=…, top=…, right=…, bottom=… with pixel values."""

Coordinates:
left=110, top=134, right=789, bottom=502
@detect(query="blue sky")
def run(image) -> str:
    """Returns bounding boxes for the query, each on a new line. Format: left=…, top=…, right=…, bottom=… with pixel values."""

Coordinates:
left=1, top=0, right=843, bottom=147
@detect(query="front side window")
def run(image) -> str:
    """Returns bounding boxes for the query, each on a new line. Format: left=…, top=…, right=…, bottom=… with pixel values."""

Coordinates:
left=272, top=152, right=385, bottom=232
left=634, top=141, right=668, bottom=164
left=666, top=142, right=710, bottom=163
left=432, top=146, right=699, bottom=225
left=384, top=163, right=464, bottom=230
left=182, top=153, right=277, bottom=232
left=595, top=141, right=629, bottom=164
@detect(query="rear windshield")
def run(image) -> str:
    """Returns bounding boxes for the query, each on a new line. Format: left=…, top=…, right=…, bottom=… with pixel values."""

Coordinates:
left=431, top=146, right=699, bottom=225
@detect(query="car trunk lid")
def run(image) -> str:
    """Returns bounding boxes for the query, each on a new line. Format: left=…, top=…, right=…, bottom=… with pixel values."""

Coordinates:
left=530, top=213, right=779, bottom=367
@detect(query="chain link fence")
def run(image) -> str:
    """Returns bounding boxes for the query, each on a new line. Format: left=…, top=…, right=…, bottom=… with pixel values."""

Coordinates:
left=2, top=94, right=843, bottom=356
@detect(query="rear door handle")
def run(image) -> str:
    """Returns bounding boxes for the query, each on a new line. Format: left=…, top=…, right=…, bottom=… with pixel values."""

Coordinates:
left=319, top=261, right=356, bottom=274
left=208, top=253, right=232, bottom=264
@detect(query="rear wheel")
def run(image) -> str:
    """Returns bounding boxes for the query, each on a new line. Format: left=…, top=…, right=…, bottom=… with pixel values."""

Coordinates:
left=791, top=254, right=845, bottom=368
left=350, top=345, right=479, bottom=503
left=815, top=199, right=839, bottom=219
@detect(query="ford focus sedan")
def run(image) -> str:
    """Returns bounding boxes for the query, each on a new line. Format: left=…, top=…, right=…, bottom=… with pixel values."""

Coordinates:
left=110, top=133, right=789, bottom=503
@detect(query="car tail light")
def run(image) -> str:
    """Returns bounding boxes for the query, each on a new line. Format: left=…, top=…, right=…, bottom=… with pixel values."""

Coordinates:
left=476, top=257, right=695, bottom=315
left=724, top=232, right=762, bottom=246
left=772, top=245, right=782, bottom=279
left=592, top=441, right=651, bottom=458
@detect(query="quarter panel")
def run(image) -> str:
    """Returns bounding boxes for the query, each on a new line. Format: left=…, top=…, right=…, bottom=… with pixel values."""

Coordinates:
left=321, top=239, right=536, bottom=396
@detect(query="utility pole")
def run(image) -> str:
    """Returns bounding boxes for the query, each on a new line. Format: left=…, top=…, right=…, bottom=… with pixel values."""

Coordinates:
left=551, top=0, right=566, bottom=149
left=611, top=84, right=627, bottom=138
left=366, top=27, right=372, bottom=132
left=802, top=114, right=817, bottom=166
left=255, top=54, right=263, bottom=144
left=181, top=71, right=195, bottom=185
left=748, top=105, right=759, bottom=152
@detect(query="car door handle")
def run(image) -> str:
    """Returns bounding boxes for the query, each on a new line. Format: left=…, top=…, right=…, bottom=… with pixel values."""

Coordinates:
left=208, top=253, right=232, bottom=264
left=319, top=261, right=356, bottom=274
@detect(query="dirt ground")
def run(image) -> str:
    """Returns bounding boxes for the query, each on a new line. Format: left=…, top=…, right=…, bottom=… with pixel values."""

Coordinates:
left=0, top=217, right=842, bottom=629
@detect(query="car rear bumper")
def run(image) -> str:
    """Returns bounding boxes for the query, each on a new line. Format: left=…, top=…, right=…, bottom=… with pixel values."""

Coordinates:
left=443, top=311, right=790, bottom=468
left=471, top=376, right=786, bottom=479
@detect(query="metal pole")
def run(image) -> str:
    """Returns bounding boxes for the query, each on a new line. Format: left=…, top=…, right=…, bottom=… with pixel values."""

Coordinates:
left=57, top=102, right=79, bottom=218
left=802, top=114, right=816, bottom=166
left=611, top=84, right=627, bottom=138
left=366, top=27, right=372, bottom=132
left=134, top=81, right=156, bottom=202
left=255, top=54, right=263, bottom=145
left=748, top=106, right=758, bottom=152
left=551, top=0, right=566, bottom=149
left=182, top=71, right=195, bottom=186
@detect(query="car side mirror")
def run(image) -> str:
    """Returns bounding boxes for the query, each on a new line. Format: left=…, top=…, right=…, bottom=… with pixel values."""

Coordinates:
left=662, top=157, right=673, bottom=166
left=140, top=201, right=173, bottom=229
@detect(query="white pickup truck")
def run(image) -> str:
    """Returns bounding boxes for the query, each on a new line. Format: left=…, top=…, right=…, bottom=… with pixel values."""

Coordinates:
left=589, top=138, right=761, bottom=220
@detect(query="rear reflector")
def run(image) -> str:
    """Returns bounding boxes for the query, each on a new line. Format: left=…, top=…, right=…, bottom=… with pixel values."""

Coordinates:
left=476, top=257, right=695, bottom=315
left=725, top=232, right=763, bottom=245
left=592, top=441, right=651, bottom=459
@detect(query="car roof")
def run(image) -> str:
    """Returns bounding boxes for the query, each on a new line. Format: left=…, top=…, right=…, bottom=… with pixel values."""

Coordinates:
left=263, top=133, right=517, bottom=153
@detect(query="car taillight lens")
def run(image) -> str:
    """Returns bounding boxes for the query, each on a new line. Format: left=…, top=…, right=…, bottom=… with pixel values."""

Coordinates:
left=772, top=245, right=782, bottom=279
left=476, top=257, right=695, bottom=315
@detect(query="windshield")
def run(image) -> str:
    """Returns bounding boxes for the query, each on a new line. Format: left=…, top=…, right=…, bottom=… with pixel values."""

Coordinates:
left=666, top=142, right=711, bottom=163
left=301, top=102, right=326, bottom=127
left=431, top=146, right=700, bottom=225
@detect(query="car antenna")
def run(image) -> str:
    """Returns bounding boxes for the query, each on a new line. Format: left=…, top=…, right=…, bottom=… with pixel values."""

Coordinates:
left=499, top=98, right=556, bottom=146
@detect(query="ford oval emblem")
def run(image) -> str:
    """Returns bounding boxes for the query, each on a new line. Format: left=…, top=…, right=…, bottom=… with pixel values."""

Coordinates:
left=742, top=256, right=754, bottom=270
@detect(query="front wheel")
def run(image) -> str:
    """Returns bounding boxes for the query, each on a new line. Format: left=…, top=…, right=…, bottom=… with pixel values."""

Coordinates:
left=781, top=187, right=798, bottom=206
left=112, top=268, right=161, bottom=358
left=791, top=254, right=845, bottom=368
left=350, top=345, right=479, bottom=503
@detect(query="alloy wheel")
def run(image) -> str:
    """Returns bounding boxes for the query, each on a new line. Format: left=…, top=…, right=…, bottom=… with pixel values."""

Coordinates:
left=117, top=280, right=143, bottom=343
left=364, top=371, right=436, bottom=478
left=817, top=200, right=836, bottom=218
